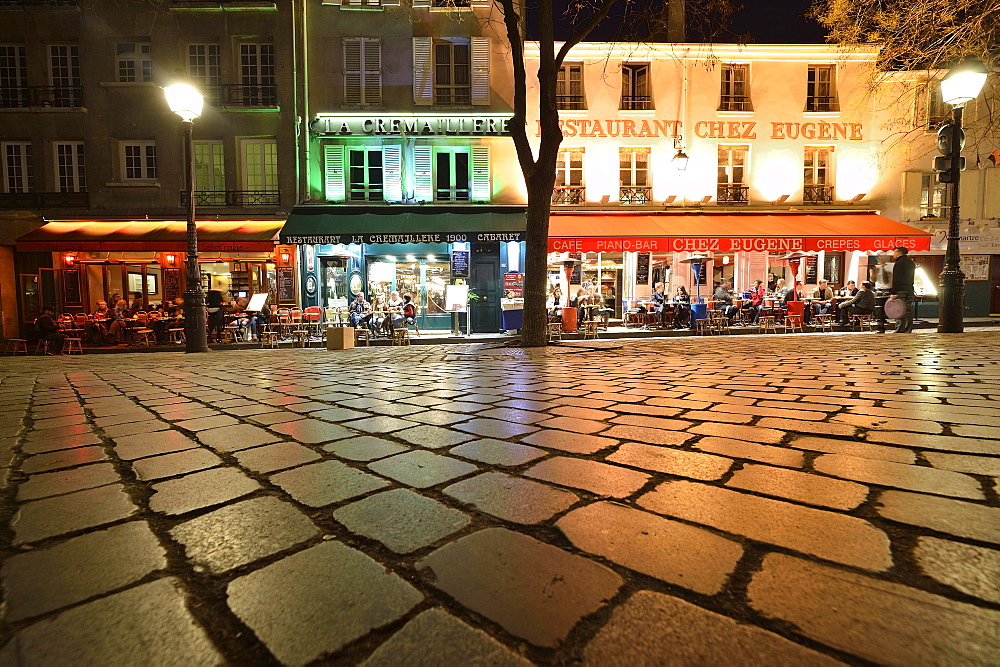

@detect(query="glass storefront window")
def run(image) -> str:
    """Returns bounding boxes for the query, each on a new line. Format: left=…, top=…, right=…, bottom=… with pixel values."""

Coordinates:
left=366, top=255, right=451, bottom=316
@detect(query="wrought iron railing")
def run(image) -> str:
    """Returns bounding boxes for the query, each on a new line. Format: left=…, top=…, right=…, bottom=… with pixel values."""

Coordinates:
left=0, top=86, right=82, bottom=108
left=181, top=190, right=279, bottom=207
left=213, top=84, right=277, bottom=107
left=805, top=95, right=838, bottom=112
left=551, top=186, right=585, bottom=204
left=620, top=186, right=652, bottom=205
left=717, top=184, right=749, bottom=204
left=171, top=0, right=275, bottom=6
left=803, top=184, right=834, bottom=204
left=719, top=95, right=752, bottom=112
left=0, top=0, right=77, bottom=7
left=0, top=191, right=88, bottom=208
left=556, top=95, right=586, bottom=110
left=620, top=95, right=652, bottom=110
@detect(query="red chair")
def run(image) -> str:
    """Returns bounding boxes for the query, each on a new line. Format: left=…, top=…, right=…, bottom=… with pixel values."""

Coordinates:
left=303, top=306, right=323, bottom=336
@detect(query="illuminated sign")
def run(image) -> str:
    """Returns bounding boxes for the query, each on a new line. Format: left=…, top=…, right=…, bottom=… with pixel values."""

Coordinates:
left=536, top=118, right=865, bottom=141
left=548, top=236, right=928, bottom=253
left=312, top=114, right=511, bottom=137
left=283, top=232, right=524, bottom=245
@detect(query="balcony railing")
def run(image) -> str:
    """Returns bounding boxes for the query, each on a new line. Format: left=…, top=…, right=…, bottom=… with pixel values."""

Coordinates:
left=620, top=186, right=652, bottom=205
left=210, top=84, right=277, bottom=108
left=620, top=95, right=652, bottom=111
left=805, top=95, right=839, bottom=112
left=0, top=191, right=88, bottom=208
left=556, top=95, right=586, bottom=110
left=171, top=0, right=275, bottom=6
left=803, top=184, right=834, bottom=204
left=181, top=190, right=280, bottom=207
left=719, top=96, right=752, bottom=112
left=717, top=184, right=749, bottom=204
left=0, top=86, right=82, bottom=108
left=551, top=186, right=585, bottom=205
left=0, top=0, right=77, bottom=8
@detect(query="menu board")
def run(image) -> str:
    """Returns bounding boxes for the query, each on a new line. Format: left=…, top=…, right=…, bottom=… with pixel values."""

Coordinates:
left=444, top=284, right=468, bottom=312
left=62, top=268, right=82, bottom=306
left=277, top=267, right=295, bottom=303
left=451, top=250, right=470, bottom=278
left=805, top=255, right=818, bottom=283
left=503, top=272, right=523, bottom=298
left=636, top=252, right=650, bottom=285
left=570, top=262, right=582, bottom=284
left=163, top=268, right=182, bottom=301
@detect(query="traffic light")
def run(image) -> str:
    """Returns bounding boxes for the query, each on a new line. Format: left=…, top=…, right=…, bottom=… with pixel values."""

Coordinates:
left=934, top=123, right=966, bottom=183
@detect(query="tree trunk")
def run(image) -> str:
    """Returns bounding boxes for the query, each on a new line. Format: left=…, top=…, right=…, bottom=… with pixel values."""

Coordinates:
left=522, top=176, right=557, bottom=347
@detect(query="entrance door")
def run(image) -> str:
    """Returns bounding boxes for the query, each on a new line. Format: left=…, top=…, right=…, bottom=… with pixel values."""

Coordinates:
left=470, top=247, right=500, bottom=333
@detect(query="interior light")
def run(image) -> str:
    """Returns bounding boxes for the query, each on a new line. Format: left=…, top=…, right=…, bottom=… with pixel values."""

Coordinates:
left=386, top=256, right=397, bottom=263
left=426, top=254, right=435, bottom=261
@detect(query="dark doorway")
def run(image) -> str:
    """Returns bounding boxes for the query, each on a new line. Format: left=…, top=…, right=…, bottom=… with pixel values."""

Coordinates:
left=470, top=245, right=500, bottom=333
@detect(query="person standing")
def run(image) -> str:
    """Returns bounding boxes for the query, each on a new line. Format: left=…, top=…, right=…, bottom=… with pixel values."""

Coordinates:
left=888, top=246, right=916, bottom=333
left=205, top=289, right=225, bottom=343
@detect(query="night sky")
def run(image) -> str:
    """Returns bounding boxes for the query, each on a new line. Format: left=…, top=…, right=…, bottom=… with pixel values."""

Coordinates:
left=730, top=0, right=826, bottom=43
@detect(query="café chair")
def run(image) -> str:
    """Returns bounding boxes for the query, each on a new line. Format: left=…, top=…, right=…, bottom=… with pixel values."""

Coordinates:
left=852, top=314, right=874, bottom=331
left=260, top=325, right=280, bottom=348
left=694, top=318, right=713, bottom=335
left=757, top=315, right=778, bottom=333
left=784, top=301, right=805, bottom=333
left=392, top=328, right=410, bottom=346
left=167, top=328, right=186, bottom=345
left=34, top=339, right=53, bottom=355
left=547, top=322, right=563, bottom=342
left=582, top=320, right=601, bottom=340
left=63, top=337, right=84, bottom=355
left=4, top=339, right=29, bottom=355
left=291, top=329, right=310, bottom=348
left=354, top=328, right=371, bottom=346
left=708, top=310, right=730, bottom=334
left=814, top=313, right=835, bottom=332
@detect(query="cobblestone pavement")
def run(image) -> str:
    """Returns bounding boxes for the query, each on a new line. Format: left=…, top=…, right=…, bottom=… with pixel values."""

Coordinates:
left=1, top=330, right=999, bottom=665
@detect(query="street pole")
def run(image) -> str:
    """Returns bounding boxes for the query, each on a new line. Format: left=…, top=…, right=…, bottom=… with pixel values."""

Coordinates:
left=182, top=119, right=210, bottom=352
left=938, top=105, right=965, bottom=334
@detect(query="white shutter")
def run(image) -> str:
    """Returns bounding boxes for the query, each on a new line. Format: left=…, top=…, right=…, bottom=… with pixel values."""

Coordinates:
left=959, top=169, right=980, bottom=218
left=412, top=37, right=432, bottom=106
left=383, top=144, right=402, bottom=202
left=984, top=168, right=1000, bottom=218
left=324, top=144, right=345, bottom=201
left=412, top=0, right=430, bottom=6
left=363, top=38, right=381, bottom=105
left=413, top=145, right=432, bottom=201
left=344, top=39, right=362, bottom=105
left=471, top=145, right=490, bottom=200
left=900, top=171, right=923, bottom=221
left=471, top=37, right=490, bottom=105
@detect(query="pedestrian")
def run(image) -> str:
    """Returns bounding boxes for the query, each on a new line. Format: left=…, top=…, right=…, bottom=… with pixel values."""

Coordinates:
left=888, top=246, right=916, bottom=333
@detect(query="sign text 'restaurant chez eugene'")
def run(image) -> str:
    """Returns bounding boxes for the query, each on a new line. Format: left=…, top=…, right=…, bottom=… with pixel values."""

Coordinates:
left=536, top=119, right=865, bottom=140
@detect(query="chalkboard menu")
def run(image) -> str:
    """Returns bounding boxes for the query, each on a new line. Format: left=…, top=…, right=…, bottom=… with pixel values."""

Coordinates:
left=163, top=268, right=182, bottom=301
left=805, top=255, right=818, bottom=284
left=570, top=262, right=582, bottom=284
left=451, top=250, right=470, bottom=278
left=62, top=268, right=82, bottom=306
left=691, top=261, right=707, bottom=284
left=636, top=252, right=650, bottom=285
left=277, top=267, right=295, bottom=303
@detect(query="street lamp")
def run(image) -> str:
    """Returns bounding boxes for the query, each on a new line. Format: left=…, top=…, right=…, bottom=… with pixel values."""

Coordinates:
left=937, top=59, right=989, bottom=333
left=164, top=83, right=210, bottom=352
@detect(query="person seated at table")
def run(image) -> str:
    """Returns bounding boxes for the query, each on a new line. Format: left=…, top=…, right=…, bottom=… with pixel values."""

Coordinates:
left=671, top=285, right=690, bottom=328
left=783, top=281, right=804, bottom=303
left=401, top=293, right=417, bottom=328
left=130, top=292, right=144, bottom=312
left=594, top=285, right=615, bottom=326
left=84, top=300, right=112, bottom=345
left=649, top=282, right=669, bottom=327
left=247, top=302, right=271, bottom=340
left=546, top=286, right=563, bottom=321
left=772, top=278, right=788, bottom=299
left=713, top=281, right=738, bottom=322
left=838, top=280, right=877, bottom=325
left=368, top=295, right=390, bottom=334
left=348, top=292, right=371, bottom=328
left=572, top=287, right=591, bottom=325
left=811, top=279, right=836, bottom=318
left=107, top=299, right=133, bottom=345
left=35, top=306, right=65, bottom=355
left=385, top=290, right=405, bottom=332
left=745, top=279, right=766, bottom=323
left=839, top=280, right=859, bottom=297
left=149, top=299, right=176, bottom=344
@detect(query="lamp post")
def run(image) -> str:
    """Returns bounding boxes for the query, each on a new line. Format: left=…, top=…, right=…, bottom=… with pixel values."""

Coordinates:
left=164, top=83, right=210, bottom=352
left=937, top=59, right=989, bottom=333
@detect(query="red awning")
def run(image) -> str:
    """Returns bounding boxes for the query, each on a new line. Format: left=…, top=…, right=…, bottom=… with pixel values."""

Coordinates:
left=547, top=212, right=932, bottom=253
left=16, top=220, right=282, bottom=252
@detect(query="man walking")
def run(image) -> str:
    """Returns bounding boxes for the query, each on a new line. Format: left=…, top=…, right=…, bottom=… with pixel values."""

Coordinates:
left=888, top=246, right=916, bottom=333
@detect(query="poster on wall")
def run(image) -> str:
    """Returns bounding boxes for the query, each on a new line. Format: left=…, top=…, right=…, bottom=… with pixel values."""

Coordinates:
left=445, top=284, right=469, bottom=312
left=960, top=255, right=989, bottom=280
left=636, top=252, right=650, bottom=285
left=162, top=269, right=182, bottom=301
left=503, top=272, right=524, bottom=298
left=277, top=267, right=295, bottom=302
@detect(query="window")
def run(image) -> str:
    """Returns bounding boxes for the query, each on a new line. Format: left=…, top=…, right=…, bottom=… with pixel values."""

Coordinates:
left=413, top=144, right=488, bottom=202
left=2, top=142, right=32, bottom=193
left=717, top=145, right=748, bottom=203
left=49, top=44, right=81, bottom=107
left=719, top=64, right=751, bottom=111
left=621, top=63, right=651, bottom=110
left=116, top=42, right=151, bottom=83
left=188, top=44, right=221, bottom=103
left=557, top=62, right=584, bottom=110
left=432, top=0, right=471, bottom=6
left=920, top=173, right=948, bottom=218
left=344, top=38, right=381, bottom=106
left=619, top=147, right=650, bottom=204
left=342, top=0, right=384, bottom=6
left=54, top=141, right=85, bottom=192
left=348, top=147, right=383, bottom=201
left=0, top=45, right=27, bottom=107
left=240, top=43, right=276, bottom=106
left=916, top=82, right=949, bottom=131
left=121, top=141, right=157, bottom=180
left=194, top=141, right=225, bottom=205
left=806, top=64, right=838, bottom=112
left=553, top=148, right=584, bottom=204
left=803, top=146, right=833, bottom=204
left=241, top=139, right=278, bottom=193
left=433, top=40, right=470, bottom=106
left=435, top=148, right=470, bottom=201
left=413, top=37, right=489, bottom=106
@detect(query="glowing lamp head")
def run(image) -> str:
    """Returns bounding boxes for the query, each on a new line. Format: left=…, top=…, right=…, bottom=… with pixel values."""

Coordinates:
left=165, top=254, right=176, bottom=264
left=940, top=59, right=989, bottom=106
left=672, top=149, right=689, bottom=171
left=279, top=251, right=291, bottom=264
left=164, top=83, right=204, bottom=122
